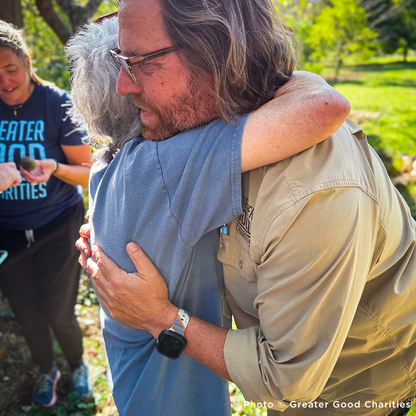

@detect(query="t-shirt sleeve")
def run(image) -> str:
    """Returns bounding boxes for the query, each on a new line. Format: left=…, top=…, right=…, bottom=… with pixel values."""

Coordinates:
left=55, top=89, right=88, bottom=146
left=156, top=116, right=249, bottom=247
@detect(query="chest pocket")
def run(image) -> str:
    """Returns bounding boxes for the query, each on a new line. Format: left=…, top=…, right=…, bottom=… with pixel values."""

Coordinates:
left=217, top=232, right=259, bottom=318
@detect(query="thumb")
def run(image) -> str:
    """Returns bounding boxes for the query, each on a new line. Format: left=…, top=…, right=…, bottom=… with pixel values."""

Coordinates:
left=126, top=242, right=159, bottom=279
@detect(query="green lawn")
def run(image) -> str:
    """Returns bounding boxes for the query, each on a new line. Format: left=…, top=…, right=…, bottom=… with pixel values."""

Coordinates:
left=327, top=60, right=416, bottom=218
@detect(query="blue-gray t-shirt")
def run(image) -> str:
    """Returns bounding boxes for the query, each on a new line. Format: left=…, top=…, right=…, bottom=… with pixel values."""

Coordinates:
left=89, top=115, right=248, bottom=416
left=0, top=83, right=86, bottom=230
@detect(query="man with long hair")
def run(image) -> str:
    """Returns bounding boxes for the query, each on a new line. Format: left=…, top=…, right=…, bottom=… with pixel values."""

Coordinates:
left=71, top=1, right=354, bottom=415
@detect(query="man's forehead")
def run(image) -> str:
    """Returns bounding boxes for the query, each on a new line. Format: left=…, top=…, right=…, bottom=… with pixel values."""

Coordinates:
left=118, top=0, right=169, bottom=53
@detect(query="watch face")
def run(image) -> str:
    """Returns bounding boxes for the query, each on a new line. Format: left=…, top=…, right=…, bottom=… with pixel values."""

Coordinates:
left=156, top=330, right=186, bottom=359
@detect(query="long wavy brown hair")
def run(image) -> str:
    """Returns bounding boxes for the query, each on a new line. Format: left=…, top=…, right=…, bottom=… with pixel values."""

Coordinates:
left=159, top=0, right=297, bottom=123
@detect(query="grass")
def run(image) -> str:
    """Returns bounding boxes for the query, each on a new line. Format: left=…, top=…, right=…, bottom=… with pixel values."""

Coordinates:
left=324, top=59, right=416, bottom=218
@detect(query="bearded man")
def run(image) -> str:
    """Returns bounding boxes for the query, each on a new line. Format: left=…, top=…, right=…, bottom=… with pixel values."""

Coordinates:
left=71, top=1, right=350, bottom=415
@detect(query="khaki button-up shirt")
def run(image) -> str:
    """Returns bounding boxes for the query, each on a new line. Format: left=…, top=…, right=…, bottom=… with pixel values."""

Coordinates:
left=219, top=118, right=416, bottom=415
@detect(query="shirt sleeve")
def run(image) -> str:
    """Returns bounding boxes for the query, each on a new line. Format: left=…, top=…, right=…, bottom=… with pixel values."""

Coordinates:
left=156, top=116, right=249, bottom=247
left=224, top=187, right=379, bottom=408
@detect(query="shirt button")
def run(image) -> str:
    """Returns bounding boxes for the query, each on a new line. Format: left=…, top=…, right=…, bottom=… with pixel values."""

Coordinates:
left=239, top=260, right=243, bottom=269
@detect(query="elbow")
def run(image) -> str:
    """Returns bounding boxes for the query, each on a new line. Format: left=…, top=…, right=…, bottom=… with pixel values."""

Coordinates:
left=321, top=89, right=351, bottom=132
left=306, top=89, right=350, bottom=140
left=330, top=91, right=351, bottom=124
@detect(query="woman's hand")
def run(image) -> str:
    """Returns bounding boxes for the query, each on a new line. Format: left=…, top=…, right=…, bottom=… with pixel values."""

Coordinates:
left=20, top=158, right=57, bottom=183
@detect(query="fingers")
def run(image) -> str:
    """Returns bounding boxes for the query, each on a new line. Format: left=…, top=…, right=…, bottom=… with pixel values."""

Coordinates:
left=78, top=251, right=99, bottom=279
left=86, top=256, right=99, bottom=279
left=20, top=166, right=46, bottom=183
left=4, top=162, right=17, bottom=169
left=10, top=171, right=22, bottom=187
left=78, top=251, right=89, bottom=272
left=75, top=236, right=91, bottom=257
left=19, top=167, right=37, bottom=183
left=76, top=224, right=91, bottom=256
left=126, top=242, right=159, bottom=280
left=79, top=223, right=91, bottom=239
left=91, top=245, right=113, bottom=282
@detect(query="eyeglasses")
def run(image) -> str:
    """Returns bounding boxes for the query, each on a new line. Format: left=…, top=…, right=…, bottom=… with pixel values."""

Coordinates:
left=110, top=46, right=178, bottom=85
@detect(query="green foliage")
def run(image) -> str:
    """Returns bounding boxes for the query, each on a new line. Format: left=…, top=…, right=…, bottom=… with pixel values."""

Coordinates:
left=330, top=60, right=416, bottom=217
left=309, top=0, right=378, bottom=77
left=22, top=0, right=71, bottom=90
left=22, top=0, right=118, bottom=91
left=19, top=393, right=96, bottom=416
left=364, top=0, right=416, bottom=60
left=273, top=0, right=318, bottom=69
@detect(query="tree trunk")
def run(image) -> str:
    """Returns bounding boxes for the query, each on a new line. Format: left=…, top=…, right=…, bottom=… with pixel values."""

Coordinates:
left=403, top=44, right=408, bottom=62
left=35, top=0, right=72, bottom=45
left=0, top=0, right=23, bottom=28
left=56, top=0, right=103, bottom=32
left=334, top=43, right=344, bottom=82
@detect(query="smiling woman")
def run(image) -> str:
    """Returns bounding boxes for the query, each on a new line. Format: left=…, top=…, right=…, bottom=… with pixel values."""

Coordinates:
left=0, top=20, right=93, bottom=408
left=0, top=46, right=34, bottom=107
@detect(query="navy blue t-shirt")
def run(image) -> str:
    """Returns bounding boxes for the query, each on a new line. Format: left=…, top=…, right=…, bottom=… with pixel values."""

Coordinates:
left=0, top=83, right=86, bottom=230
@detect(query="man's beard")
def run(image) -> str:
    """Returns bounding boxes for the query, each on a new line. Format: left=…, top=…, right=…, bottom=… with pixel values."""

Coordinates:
left=133, top=75, right=217, bottom=141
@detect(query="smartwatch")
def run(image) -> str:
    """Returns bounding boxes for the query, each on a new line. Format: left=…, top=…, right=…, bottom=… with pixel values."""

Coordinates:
left=156, top=309, right=191, bottom=359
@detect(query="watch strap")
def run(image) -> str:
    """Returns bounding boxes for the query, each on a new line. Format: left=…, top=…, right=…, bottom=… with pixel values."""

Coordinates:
left=169, top=309, right=191, bottom=337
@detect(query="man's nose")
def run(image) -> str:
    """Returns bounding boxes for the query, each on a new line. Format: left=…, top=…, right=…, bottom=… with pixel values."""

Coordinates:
left=116, top=68, right=143, bottom=96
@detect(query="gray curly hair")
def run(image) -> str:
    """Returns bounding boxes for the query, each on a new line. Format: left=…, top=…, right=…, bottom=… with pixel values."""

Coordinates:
left=65, top=17, right=142, bottom=164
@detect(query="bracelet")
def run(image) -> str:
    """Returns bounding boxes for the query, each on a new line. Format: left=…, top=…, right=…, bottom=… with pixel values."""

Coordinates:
left=52, top=159, right=59, bottom=174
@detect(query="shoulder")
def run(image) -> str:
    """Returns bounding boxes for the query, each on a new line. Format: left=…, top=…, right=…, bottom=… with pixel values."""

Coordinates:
left=254, top=119, right=377, bottom=203
left=39, top=84, right=70, bottom=104
left=157, top=115, right=249, bottom=168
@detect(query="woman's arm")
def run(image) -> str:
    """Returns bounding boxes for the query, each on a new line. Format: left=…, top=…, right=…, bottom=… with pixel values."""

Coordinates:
left=241, top=71, right=350, bottom=172
left=20, top=144, right=93, bottom=188
left=55, top=144, right=93, bottom=187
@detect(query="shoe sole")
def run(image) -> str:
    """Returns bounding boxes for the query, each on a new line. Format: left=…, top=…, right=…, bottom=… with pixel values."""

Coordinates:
left=32, top=369, right=61, bottom=408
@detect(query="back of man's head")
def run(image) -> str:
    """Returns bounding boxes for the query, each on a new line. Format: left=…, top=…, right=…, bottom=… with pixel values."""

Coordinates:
left=66, top=17, right=142, bottom=163
left=159, top=0, right=297, bottom=123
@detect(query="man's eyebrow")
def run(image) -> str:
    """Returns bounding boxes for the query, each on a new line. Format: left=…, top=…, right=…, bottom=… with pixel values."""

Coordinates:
left=121, top=48, right=141, bottom=57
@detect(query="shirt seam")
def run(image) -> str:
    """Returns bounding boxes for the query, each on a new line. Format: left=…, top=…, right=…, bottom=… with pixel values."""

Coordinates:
left=257, top=185, right=376, bottom=256
left=231, top=117, right=246, bottom=218
left=359, top=300, right=416, bottom=395
left=155, top=143, right=193, bottom=250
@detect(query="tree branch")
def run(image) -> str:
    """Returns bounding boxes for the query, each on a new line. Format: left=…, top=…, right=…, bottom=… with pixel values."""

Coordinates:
left=35, top=0, right=72, bottom=44
left=55, top=0, right=103, bottom=31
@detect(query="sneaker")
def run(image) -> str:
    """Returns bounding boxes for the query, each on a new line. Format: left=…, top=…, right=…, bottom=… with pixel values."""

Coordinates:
left=72, top=361, right=91, bottom=398
left=32, top=365, right=61, bottom=407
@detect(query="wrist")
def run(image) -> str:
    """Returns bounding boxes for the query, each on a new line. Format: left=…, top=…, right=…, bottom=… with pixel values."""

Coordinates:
left=150, top=303, right=178, bottom=339
left=51, top=159, right=59, bottom=175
